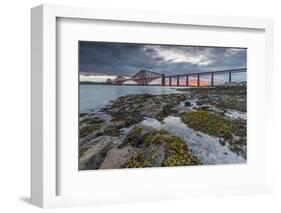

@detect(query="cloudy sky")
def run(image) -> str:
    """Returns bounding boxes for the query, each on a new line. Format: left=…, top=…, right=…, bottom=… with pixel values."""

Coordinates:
left=79, top=41, right=246, bottom=82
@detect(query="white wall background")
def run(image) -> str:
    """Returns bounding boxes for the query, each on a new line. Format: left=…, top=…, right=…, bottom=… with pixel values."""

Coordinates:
left=0, top=0, right=280, bottom=212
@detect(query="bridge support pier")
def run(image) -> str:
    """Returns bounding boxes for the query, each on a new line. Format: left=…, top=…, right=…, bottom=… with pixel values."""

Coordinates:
left=229, top=72, right=232, bottom=83
left=169, top=76, right=171, bottom=86
left=211, top=72, right=214, bottom=86
left=186, top=75, right=189, bottom=86
left=161, top=74, right=166, bottom=86
left=197, top=73, right=200, bottom=87
left=177, top=76, right=179, bottom=86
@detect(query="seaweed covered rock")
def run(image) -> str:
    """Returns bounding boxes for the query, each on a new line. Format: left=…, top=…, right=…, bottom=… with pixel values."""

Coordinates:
left=181, top=110, right=247, bottom=159
left=118, top=126, right=151, bottom=148
left=80, top=116, right=104, bottom=125
left=79, top=115, right=105, bottom=140
left=83, top=126, right=202, bottom=170
left=180, top=110, right=233, bottom=139
left=104, top=93, right=187, bottom=126
left=177, top=85, right=246, bottom=112
left=79, top=123, right=101, bottom=138
left=156, top=104, right=177, bottom=121
left=103, top=125, right=121, bottom=136
left=120, top=126, right=202, bottom=168
left=228, top=119, right=247, bottom=159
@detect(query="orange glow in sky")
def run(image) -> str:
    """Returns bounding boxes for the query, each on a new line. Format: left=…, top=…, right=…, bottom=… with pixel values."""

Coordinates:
left=167, top=79, right=210, bottom=86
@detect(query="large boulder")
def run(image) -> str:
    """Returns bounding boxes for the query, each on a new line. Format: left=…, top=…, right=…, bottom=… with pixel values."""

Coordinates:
left=79, top=136, right=116, bottom=170
left=119, top=126, right=202, bottom=168
left=99, top=145, right=139, bottom=169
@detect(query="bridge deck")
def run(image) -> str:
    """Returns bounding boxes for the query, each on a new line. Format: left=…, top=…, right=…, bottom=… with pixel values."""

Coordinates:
left=166, top=68, right=246, bottom=78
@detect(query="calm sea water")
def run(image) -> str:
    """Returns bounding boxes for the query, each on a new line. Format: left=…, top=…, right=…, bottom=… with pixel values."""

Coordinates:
left=80, top=85, right=179, bottom=113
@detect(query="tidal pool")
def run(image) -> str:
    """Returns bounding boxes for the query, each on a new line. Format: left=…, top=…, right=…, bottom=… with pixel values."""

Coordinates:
left=140, top=116, right=246, bottom=165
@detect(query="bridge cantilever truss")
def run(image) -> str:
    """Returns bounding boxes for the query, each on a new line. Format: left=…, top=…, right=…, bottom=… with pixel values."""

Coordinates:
left=113, top=75, right=127, bottom=85
left=112, top=70, right=165, bottom=86
left=131, top=70, right=164, bottom=86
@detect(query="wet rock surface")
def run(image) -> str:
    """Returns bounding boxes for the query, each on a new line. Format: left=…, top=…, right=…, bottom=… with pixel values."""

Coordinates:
left=177, top=85, right=246, bottom=112
left=79, top=125, right=201, bottom=169
left=79, top=135, right=116, bottom=170
left=104, top=93, right=187, bottom=124
left=79, top=85, right=247, bottom=169
left=177, top=85, right=247, bottom=159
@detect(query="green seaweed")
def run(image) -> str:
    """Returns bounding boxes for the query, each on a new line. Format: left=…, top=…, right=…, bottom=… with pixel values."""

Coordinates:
left=156, top=104, right=176, bottom=121
left=80, top=116, right=104, bottom=125
left=124, top=132, right=202, bottom=168
left=161, top=135, right=202, bottom=167
left=103, top=125, right=120, bottom=136
left=120, top=127, right=202, bottom=168
left=79, top=124, right=100, bottom=138
left=180, top=110, right=233, bottom=139
left=88, top=117, right=104, bottom=124
left=124, top=152, right=156, bottom=168
left=119, top=127, right=143, bottom=148
left=105, top=93, right=187, bottom=127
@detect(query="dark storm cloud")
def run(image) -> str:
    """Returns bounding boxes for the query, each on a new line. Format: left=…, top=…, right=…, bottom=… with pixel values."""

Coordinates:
left=79, top=41, right=246, bottom=76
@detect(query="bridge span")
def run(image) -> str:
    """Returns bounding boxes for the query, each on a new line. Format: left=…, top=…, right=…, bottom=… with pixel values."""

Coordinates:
left=113, top=68, right=246, bottom=87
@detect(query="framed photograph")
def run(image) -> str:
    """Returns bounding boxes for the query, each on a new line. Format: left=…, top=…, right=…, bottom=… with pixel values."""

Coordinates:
left=31, top=4, right=274, bottom=208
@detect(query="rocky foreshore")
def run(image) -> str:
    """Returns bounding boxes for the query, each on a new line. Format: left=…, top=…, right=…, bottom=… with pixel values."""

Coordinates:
left=79, top=85, right=247, bottom=170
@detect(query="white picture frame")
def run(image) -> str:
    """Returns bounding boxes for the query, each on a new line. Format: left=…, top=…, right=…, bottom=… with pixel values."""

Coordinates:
left=31, top=4, right=274, bottom=208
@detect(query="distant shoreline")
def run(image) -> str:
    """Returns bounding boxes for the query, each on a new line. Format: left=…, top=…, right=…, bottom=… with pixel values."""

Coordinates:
left=80, top=81, right=162, bottom=86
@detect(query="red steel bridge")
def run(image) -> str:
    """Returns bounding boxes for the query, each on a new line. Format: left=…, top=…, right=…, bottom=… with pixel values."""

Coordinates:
left=113, top=68, right=246, bottom=87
